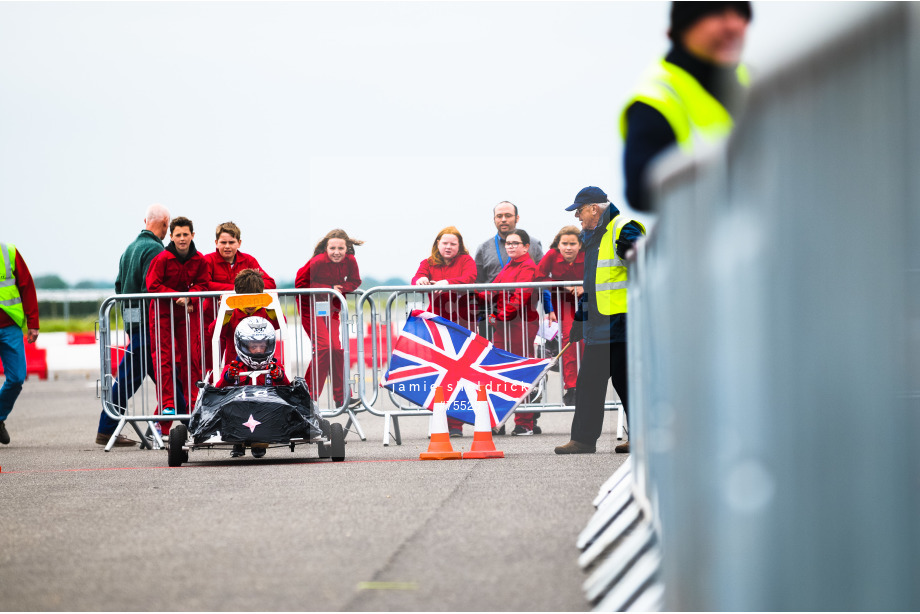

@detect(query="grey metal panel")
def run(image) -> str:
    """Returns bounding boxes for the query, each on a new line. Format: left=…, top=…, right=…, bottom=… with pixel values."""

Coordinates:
left=626, top=2, right=920, bottom=610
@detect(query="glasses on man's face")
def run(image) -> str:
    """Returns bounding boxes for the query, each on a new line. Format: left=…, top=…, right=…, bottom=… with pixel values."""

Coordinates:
left=505, top=241, right=523, bottom=247
left=575, top=204, right=593, bottom=215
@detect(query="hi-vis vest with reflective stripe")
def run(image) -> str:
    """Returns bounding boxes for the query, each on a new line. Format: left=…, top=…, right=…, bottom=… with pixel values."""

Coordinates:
left=619, top=59, right=749, bottom=152
left=0, top=243, right=26, bottom=329
left=596, top=216, right=645, bottom=316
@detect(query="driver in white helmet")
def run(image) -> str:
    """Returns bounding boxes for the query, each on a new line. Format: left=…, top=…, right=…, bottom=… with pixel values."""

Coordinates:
left=217, top=315, right=289, bottom=388
left=217, top=316, right=289, bottom=458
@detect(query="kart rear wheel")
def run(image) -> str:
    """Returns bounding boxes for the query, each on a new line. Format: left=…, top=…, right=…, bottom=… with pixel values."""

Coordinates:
left=330, top=422, right=345, bottom=462
left=168, top=424, right=188, bottom=467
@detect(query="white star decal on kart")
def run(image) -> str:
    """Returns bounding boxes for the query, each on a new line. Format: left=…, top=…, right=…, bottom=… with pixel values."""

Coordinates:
left=243, top=414, right=261, bottom=433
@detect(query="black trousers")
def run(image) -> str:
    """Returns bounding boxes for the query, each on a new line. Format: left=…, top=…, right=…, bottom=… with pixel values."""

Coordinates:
left=570, top=342, right=628, bottom=445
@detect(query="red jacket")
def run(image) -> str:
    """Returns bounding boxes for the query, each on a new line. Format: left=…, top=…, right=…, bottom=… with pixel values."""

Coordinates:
left=145, top=243, right=210, bottom=320
left=295, top=253, right=361, bottom=315
left=411, top=254, right=477, bottom=285
left=0, top=247, right=39, bottom=330
left=536, top=249, right=585, bottom=310
left=411, top=254, right=477, bottom=321
left=479, top=254, right=538, bottom=322
left=205, top=250, right=276, bottom=291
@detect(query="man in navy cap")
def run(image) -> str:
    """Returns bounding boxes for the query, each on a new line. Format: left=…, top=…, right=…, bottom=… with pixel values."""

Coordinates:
left=554, top=187, right=645, bottom=454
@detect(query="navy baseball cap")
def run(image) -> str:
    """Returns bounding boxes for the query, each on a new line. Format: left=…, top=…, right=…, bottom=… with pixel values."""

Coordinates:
left=565, top=186, right=608, bottom=211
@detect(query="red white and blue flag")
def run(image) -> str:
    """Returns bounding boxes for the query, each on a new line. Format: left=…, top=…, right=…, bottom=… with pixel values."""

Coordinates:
left=382, top=310, right=550, bottom=426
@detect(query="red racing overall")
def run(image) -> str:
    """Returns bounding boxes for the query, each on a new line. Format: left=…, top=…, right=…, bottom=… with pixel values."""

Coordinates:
left=146, top=244, right=210, bottom=431
left=295, top=252, right=361, bottom=405
left=479, top=253, right=539, bottom=429
left=536, top=249, right=586, bottom=390
left=201, top=250, right=276, bottom=371
left=411, top=254, right=478, bottom=327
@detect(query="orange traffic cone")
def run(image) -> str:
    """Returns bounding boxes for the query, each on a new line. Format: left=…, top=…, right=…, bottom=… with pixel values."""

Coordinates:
left=462, top=385, right=504, bottom=459
left=420, top=386, right=462, bottom=460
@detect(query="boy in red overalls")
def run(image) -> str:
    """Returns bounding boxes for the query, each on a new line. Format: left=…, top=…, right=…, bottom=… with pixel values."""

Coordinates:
left=146, top=216, right=210, bottom=436
left=202, top=221, right=276, bottom=372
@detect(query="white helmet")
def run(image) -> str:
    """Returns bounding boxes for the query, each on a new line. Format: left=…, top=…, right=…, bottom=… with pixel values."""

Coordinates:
left=233, top=316, right=276, bottom=370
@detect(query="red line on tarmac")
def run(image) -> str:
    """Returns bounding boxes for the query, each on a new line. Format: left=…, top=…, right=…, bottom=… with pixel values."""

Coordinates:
left=0, top=458, right=417, bottom=475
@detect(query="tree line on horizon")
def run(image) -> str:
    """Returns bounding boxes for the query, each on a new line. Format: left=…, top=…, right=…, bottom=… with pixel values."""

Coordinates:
left=34, top=274, right=409, bottom=291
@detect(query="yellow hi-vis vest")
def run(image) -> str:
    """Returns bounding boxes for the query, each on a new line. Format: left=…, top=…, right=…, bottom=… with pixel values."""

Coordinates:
left=0, top=243, right=26, bottom=329
left=619, top=59, right=750, bottom=152
left=596, top=216, right=646, bottom=316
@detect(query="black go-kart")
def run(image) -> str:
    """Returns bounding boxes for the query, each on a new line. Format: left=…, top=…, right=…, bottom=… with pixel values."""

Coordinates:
left=167, top=376, right=346, bottom=467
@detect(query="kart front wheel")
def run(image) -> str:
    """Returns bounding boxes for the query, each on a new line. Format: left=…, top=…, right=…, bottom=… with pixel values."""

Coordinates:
left=168, top=424, right=189, bottom=467
left=330, top=422, right=345, bottom=462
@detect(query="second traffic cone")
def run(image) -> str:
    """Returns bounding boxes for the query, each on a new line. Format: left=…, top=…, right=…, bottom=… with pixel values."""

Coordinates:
left=462, top=385, right=504, bottom=459
left=420, top=386, right=462, bottom=460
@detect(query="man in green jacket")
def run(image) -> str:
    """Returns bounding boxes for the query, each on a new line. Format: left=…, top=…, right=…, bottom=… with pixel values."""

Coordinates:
left=96, top=204, right=170, bottom=446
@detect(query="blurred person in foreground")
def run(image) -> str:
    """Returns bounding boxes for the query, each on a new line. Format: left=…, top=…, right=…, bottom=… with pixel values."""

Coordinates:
left=622, top=1, right=752, bottom=211
left=554, top=187, right=645, bottom=455
left=96, top=203, right=171, bottom=447
left=0, top=242, right=40, bottom=446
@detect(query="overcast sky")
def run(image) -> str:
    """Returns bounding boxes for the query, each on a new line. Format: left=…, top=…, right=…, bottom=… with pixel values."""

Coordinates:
left=0, top=1, right=868, bottom=285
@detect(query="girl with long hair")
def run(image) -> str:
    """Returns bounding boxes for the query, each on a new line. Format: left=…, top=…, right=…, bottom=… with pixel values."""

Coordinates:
left=537, top=225, right=585, bottom=406
left=295, top=229, right=363, bottom=407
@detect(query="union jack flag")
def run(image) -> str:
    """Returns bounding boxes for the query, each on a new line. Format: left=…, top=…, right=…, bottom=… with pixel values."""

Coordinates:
left=382, top=310, right=550, bottom=426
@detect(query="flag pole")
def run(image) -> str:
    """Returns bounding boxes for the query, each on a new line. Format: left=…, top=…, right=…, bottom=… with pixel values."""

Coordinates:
left=498, top=341, right=574, bottom=426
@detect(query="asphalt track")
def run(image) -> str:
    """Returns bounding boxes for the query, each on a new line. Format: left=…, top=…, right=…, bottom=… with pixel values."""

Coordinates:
left=0, top=376, right=627, bottom=611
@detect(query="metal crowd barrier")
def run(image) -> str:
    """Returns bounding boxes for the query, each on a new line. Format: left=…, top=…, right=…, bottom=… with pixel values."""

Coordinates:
left=353, top=281, right=625, bottom=445
left=585, top=3, right=920, bottom=611
left=97, top=288, right=367, bottom=450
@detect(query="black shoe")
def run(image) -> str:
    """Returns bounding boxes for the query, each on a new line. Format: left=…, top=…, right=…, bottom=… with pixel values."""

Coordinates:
left=251, top=445, right=267, bottom=458
left=0, top=421, right=9, bottom=445
left=511, top=425, right=533, bottom=436
left=230, top=444, right=245, bottom=458
left=563, top=388, right=577, bottom=406
left=532, top=424, right=542, bottom=435
left=448, top=427, right=463, bottom=438
left=615, top=441, right=630, bottom=454
left=491, top=424, right=506, bottom=436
